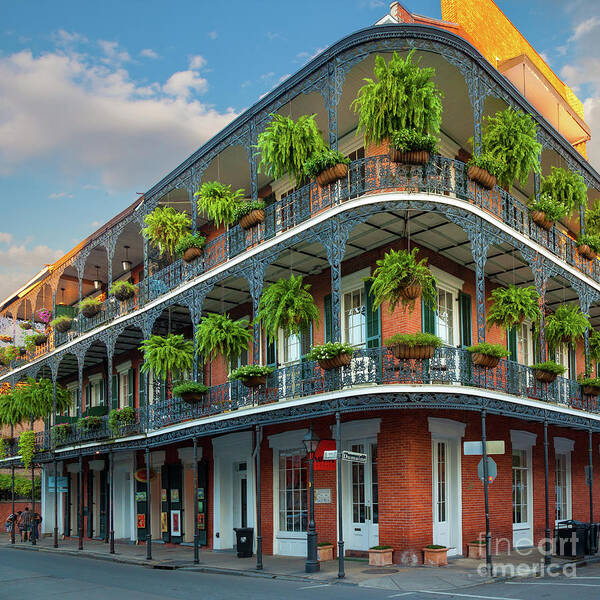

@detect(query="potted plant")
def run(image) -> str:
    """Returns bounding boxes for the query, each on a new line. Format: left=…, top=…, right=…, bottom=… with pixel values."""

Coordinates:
left=256, top=275, right=320, bottom=343
left=50, top=315, right=73, bottom=333
left=541, top=166, right=587, bottom=217
left=317, top=541, right=334, bottom=562
left=0, top=346, right=16, bottom=366
left=307, top=342, right=354, bottom=370
left=579, top=375, right=600, bottom=396
left=108, top=406, right=136, bottom=434
left=19, top=321, right=32, bottom=330
left=233, top=200, right=267, bottom=230
left=529, top=192, right=568, bottom=231
left=25, top=333, right=48, bottom=347
left=352, top=50, right=442, bottom=163
left=486, top=285, right=541, bottom=331
left=257, top=113, right=326, bottom=186
left=18, top=431, right=36, bottom=469
left=109, top=280, right=136, bottom=301
left=52, top=422, right=72, bottom=446
left=369, top=248, right=437, bottom=313
left=36, top=309, right=52, bottom=324
left=423, top=544, right=448, bottom=566
left=467, top=540, right=486, bottom=559
left=388, top=129, right=438, bottom=164
left=195, top=313, right=252, bottom=364
left=576, top=233, right=600, bottom=261
left=175, top=232, right=206, bottom=263
left=545, top=304, right=590, bottom=350
left=139, top=333, right=194, bottom=380
left=467, top=153, right=503, bottom=190
left=230, top=365, right=274, bottom=388
left=368, top=545, right=393, bottom=566
left=304, top=148, right=350, bottom=186
left=172, top=381, right=209, bottom=403
left=385, top=332, right=443, bottom=360
left=78, top=415, right=103, bottom=432
left=143, top=205, right=192, bottom=257
left=15, top=346, right=27, bottom=357
left=195, top=181, right=245, bottom=228
left=480, top=108, right=541, bottom=190
left=79, top=297, right=102, bottom=318
left=466, top=343, right=509, bottom=369
left=530, top=361, right=566, bottom=384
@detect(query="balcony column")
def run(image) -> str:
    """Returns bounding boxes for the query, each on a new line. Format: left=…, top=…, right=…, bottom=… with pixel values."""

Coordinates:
left=531, top=258, right=549, bottom=362
left=469, top=229, right=490, bottom=344
left=324, top=220, right=348, bottom=342
left=248, top=122, right=258, bottom=202
left=327, top=62, right=339, bottom=150
left=470, top=78, right=484, bottom=156
left=245, top=260, right=266, bottom=364
left=189, top=187, right=197, bottom=234
left=77, top=357, right=84, bottom=419
left=76, top=257, right=84, bottom=336
left=106, top=344, right=114, bottom=413
left=52, top=376, right=58, bottom=548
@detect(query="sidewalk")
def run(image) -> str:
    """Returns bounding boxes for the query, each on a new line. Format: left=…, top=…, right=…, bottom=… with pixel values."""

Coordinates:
left=2, top=536, right=592, bottom=592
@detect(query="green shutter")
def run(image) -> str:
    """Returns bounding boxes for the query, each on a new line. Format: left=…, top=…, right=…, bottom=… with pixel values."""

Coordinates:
left=324, top=294, right=332, bottom=343
left=111, top=374, right=118, bottom=409
left=128, top=369, right=134, bottom=407
left=533, top=331, right=541, bottom=364
left=364, top=280, right=381, bottom=348
left=507, top=328, right=518, bottom=361
left=568, top=346, right=576, bottom=378
left=458, top=292, right=472, bottom=347
left=138, top=370, right=146, bottom=407
left=422, top=297, right=436, bottom=335
left=160, top=380, right=167, bottom=403
left=266, top=335, right=277, bottom=367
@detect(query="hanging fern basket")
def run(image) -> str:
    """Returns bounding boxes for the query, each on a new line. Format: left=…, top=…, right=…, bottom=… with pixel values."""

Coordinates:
left=239, top=209, right=265, bottom=230
left=392, top=344, right=435, bottom=360
left=318, top=352, right=352, bottom=371
left=114, top=288, right=135, bottom=302
left=388, top=148, right=430, bottom=165
left=583, top=384, right=600, bottom=396
left=82, top=304, right=101, bottom=318
left=534, top=369, right=558, bottom=384
left=471, top=352, right=501, bottom=369
left=54, top=318, right=72, bottom=333
left=315, top=163, right=348, bottom=187
left=531, top=210, right=554, bottom=231
left=182, top=247, right=203, bottom=263
left=397, top=283, right=422, bottom=302
left=240, top=374, right=267, bottom=388
left=577, top=244, right=597, bottom=261
left=467, top=166, right=496, bottom=190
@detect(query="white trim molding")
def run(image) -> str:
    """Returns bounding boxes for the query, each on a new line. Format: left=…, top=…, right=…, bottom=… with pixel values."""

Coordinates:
left=177, top=446, right=202, bottom=466
left=554, top=437, right=575, bottom=454
left=511, top=429, right=537, bottom=450
left=329, top=418, right=381, bottom=440
left=428, top=417, right=466, bottom=439
left=115, top=360, right=132, bottom=374
left=430, top=266, right=464, bottom=291
left=269, top=429, right=308, bottom=451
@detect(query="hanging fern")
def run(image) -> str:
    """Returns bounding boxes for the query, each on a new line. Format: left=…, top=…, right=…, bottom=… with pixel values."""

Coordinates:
left=195, top=313, right=252, bottom=363
left=585, top=200, right=600, bottom=236
left=195, top=182, right=245, bottom=228
left=139, top=334, right=194, bottom=380
left=590, top=329, right=600, bottom=362
left=368, top=248, right=437, bottom=313
left=19, top=430, right=36, bottom=470
left=351, top=50, right=443, bottom=147
left=545, top=304, right=590, bottom=350
left=540, top=166, right=587, bottom=217
left=481, top=108, right=541, bottom=189
left=256, top=113, right=326, bottom=185
left=142, top=206, right=191, bottom=257
left=486, top=285, right=541, bottom=331
left=257, top=275, right=320, bottom=342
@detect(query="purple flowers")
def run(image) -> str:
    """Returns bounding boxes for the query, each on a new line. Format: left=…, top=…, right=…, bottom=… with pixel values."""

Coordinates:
left=37, top=309, right=52, bottom=324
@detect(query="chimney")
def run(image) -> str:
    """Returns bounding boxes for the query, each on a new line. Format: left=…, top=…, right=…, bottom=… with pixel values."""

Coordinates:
left=390, top=1, right=415, bottom=23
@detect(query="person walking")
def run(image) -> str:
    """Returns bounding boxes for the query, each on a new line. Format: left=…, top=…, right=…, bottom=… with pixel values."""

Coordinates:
left=31, top=512, right=42, bottom=544
left=20, top=507, right=32, bottom=542
left=5, top=513, right=14, bottom=541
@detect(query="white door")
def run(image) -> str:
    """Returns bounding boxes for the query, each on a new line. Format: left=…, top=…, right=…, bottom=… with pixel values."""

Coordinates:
left=345, top=440, right=379, bottom=551
left=232, top=462, right=248, bottom=534
left=512, top=448, right=533, bottom=547
left=432, top=439, right=461, bottom=555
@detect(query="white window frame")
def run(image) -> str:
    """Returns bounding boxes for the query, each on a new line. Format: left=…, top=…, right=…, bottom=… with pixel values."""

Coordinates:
left=554, top=437, right=574, bottom=524
left=341, top=268, right=370, bottom=349
left=511, top=430, right=536, bottom=543
left=430, top=267, right=463, bottom=348
left=516, top=321, right=535, bottom=366
left=66, top=382, right=78, bottom=417
left=88, top=373, right=103, bottom=408
left=116, top=361, right=132, bottom=409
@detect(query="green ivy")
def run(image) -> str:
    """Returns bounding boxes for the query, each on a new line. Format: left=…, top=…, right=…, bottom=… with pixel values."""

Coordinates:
left=195, top=313, right=251, bottom=363
left=139, top=334, right=194, bottom=380
left=18, top=431, right=36, bottom=470
left=195, top=181, right=245, bottom=228
left=486, top=285, right=541, bottom=331
left=545, top=304, right=590, bottom=350
left=0, top=473, right=41, bottom=498
left=143, top=206, right=191, bottom=257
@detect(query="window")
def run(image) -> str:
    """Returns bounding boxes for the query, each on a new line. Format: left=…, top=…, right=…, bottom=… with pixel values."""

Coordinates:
left=119, top=372, right=128, bottom=409
left=437, top=287, right=455, bottom=346
left=512, top=450, right=529, bottom=524
left=351, top=443, right=366, bottom=523
left=555, top=453, right=570, bottom=521
left=555, top=343, right=575, bottom=379
left=282, top=332, right=301, bottom=364
left=517, top=322, right=533, bottom=365
left=436, top=441, right=447, bottom=522
left=343, top=288, right=365, bottom=348
left=278, top=453, right=307, bottom=533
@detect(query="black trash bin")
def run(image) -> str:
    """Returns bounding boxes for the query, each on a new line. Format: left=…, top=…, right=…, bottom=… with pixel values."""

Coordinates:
left=234, top=527, right=254, bottom=558
left=555, top=520, right=588, bottom=557
left=587, top=523, right=600, bottom=555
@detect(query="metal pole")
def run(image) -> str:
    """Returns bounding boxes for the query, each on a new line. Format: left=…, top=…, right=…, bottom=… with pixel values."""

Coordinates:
left=78, top=453, right=83, bottom=550
left=53, top=456, right=58, bottom=547
left=305, top=429, right=319, bottom=573
left=31, top=462, right=35, bottom=545
left=589, top=429, right=594, bottom=526
left=481, top=410, right=492, bottom=575
left=256, top=425, right=263, bottom=570
left=193, top=438, right=199, bottom=564
left=10, top=464, right=15, bottom=544
left=336, top=411, right=344, bottom=578
left=145, top=446, right=152, bottom=560
left=543, top=420, right=551, bottom=566
left=109, top=450, right=115, bottom=554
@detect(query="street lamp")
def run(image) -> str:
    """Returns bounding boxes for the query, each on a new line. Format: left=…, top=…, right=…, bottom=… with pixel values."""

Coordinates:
left=303, top=425, right=320, bottom=573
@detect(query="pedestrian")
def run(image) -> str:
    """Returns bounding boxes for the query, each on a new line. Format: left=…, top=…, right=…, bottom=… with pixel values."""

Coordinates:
left=5, top=513, right=14, bottom=541
left=20, top=507, right=32, bottom=542
left=31, top=512, right=42, bottom=544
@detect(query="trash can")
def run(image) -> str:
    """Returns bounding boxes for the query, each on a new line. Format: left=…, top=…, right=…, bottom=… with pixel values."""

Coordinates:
left=587, top=523, right=600, bottom=555
left=555, top=520, right=588, bottom=557
left=234, top=527, right=254, bottom=558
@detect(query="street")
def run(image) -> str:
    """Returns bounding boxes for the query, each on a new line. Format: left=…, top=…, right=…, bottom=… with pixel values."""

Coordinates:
left=2, top=548, right=600, bottom=600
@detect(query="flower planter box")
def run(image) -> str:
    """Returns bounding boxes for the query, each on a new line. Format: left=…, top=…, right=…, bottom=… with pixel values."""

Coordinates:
left=467, top=542, right=486, bottom=559
left=534, top=370, right=558, bottom=384
left=239, top=209, right=265, bottom=230
left=423, top=546, right=448, bottom=566
left=54, top=318, right=72, bottom=333
left=240, top=375, right=267, bottom=388
left=33, top=334, right=47, bottom=346
left=0, top=335, right=13, bottom=343
left=531, top=210, right=554, bottom=231
left=468, top=165, right=496, bottom=190
left=391, top=344, right=435, bottom=360
left=182, top=247, right=203, bottom=263
left=577, top=244, right=597, bottom=261
left=180, top=392, right=206, bottom=404
left=582, top=385, right=600, bottom=396
left=317, top=544, right=334, bottom=562
left=388, top=148, right=430, bottom=165
left=315, top=163, right=348, bottom=187
left=471, top=353, right=501, bottom=369
left=368, top=548, right=393, bottom=566
left=318, top=353, right=352, bottom=371
left=82, top=305, right=101, bottom=318
left=114, top=289, right=135, bottom=302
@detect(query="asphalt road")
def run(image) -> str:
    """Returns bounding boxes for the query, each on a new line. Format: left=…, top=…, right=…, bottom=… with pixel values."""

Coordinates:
left=2, top=548, right=600, bottom=600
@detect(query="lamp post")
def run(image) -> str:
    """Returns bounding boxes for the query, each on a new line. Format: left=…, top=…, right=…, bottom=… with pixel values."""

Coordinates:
left=303, top=426, right=320, bottom=573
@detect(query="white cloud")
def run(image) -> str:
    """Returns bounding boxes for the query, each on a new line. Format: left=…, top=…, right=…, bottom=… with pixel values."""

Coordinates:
left=0, top=233, right=13, bottom=245
left=48, top=192, right=74, bottom=199
left=570, top=16, right=600, bottom=41
left=139, top=48, right=159, bottom=59
left=98, top=40, right=131, bottom=65
left=0, top=44, right=238, bottom=190
left=208, top=31, right=218, bottom=40
left=188, top=55, right=206, bottom=70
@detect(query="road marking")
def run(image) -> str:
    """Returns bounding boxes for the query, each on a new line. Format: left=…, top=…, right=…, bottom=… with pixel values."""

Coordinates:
left=418, top=592, right=518, bottom=600
left=388, top=594, right=415, bottom=597
left=297, top=584, right=330, bottom=590
left=506, top=582, right=600, bottom=587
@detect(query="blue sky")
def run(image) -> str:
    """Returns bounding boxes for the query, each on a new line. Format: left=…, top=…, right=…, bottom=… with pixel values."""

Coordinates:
left=1, top=0, right=599, bottom=298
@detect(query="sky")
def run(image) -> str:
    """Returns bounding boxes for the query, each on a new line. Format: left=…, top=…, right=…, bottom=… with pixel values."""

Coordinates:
left=1, top=0, right=599, bottom=301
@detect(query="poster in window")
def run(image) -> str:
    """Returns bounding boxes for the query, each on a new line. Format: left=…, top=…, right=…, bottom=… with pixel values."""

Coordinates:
left=197, top=488, right=204, bottom=500
left=170, top=510, right=181, bottom=536
left=135, top=491, right=146, bottom=502
left=161, top=512, right=168, bottom=533
left=170, top=489, right=179, bottom=503
left=161, top=489, right=167, bottom=502
left=137, top=514, right=145, bottom=529
left=197, top=512, right=205, bottom=530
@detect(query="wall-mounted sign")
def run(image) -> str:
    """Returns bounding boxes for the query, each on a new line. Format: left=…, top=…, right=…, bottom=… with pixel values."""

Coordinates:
left=170, top=510, right=182, bottom=537
left=161, top=512, right=168, bottom=533
left=134, top=468, right=156, bottom=483
left=170, top=489, right=179, bottom=503
left=314, top=440, right=337, bottom=471
left=161, top=489, right=167, bottom=502
left=137, top=514, right=145, bottom=529
left=315, top=488, right=332, bottom=504
left=464, top=441, right=505, bottom=455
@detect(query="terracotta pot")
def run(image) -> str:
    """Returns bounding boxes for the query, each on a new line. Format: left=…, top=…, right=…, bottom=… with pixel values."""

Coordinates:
left=180, top=392, right=205, bottom=404
left=368, top=548, right=393, bottom=566
left=315, top=163, right=348, bottom=186
left=391, top=344, right=435, bottom=360
left=241, top=374, right=267, bottom=388
left=397, top=283, right=422, bottom=302
left=467, top=543, right=486, bottom=559
left=471, top=352, right=501, bottom=368
left=388, top=148, right=430, bottom=165
left=423, top=547, right=448, bottom=566
left=468, top=165, right=496, bottom=190
left=534, top=369, right=558, bottom=384
left=114, top=288, right=135, bottom=301
left=54, top=318, right=72, bottom=333
left=318, top=352, right=352, bottom=371
left=577, top=244, right=597, bottom=261
left=82, top=304, right=101, bottom=318
left=182, top=247, right=203, bottom=263
left=317, top=544, right=334, bottom=561
left=582, top=385, right=600, bottom=396
left=239, top=209, right=265, bottom=230
left=531, top=210, right=554, bottom=231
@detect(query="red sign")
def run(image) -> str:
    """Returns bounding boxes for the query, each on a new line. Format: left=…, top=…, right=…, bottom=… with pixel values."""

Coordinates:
left=314, top=440, right=337, bottom=471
